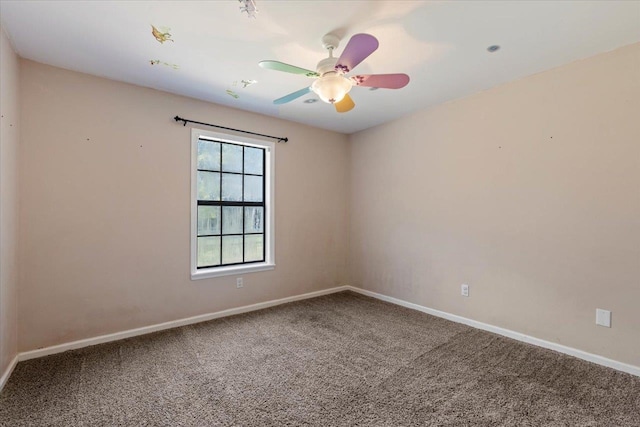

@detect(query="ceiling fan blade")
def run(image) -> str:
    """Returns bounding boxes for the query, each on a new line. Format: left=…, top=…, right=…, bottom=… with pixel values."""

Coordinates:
left=273, top=87, right=312, bottom=105
left=335, top=34, right=379, bottom=73
left=334, top=93, right=355, bottom=113
left=351, top=74, right=410, bottom=89
left=259, top=60, right=319, bottom=77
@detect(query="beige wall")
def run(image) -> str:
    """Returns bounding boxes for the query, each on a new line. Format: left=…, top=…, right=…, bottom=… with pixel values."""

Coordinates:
left=0, top=26, right=20, bottom=375
left=349, top=43, right=640, bottom=367
left=10, top=41, right=640, bottom=369
left=18, top=60, right=349, bottom=352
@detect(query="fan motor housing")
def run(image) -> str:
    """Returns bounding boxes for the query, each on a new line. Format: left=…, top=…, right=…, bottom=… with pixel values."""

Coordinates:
left=316, top=57, right=339, bottom=76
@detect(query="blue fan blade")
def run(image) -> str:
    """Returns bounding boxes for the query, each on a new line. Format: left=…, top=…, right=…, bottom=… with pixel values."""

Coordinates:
left=274, top=87, right=312, bottom=105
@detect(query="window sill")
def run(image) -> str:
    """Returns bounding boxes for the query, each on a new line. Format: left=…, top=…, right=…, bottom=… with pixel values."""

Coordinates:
left=191, top=263, right=275, bottom=280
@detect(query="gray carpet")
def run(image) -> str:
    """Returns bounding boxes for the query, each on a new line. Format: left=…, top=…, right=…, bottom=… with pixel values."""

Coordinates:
left=1, top=291, right=639, bottom=426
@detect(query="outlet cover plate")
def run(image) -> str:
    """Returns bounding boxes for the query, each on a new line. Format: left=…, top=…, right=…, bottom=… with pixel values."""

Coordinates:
left=461, top=284, right=469, bottom=297
left=596, top=309, right=611, bottom=328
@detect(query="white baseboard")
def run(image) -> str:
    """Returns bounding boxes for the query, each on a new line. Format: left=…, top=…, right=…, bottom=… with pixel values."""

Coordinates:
left=8, top=284, right=638, bottom=388
left=18, top=285, right=350, bottom=362
left=345, top=286, right=640, bottom=377
left=0, top=354, right=18, bottom=393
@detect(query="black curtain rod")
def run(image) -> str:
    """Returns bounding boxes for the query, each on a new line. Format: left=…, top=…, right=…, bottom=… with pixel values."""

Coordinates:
left=174, top=116, right=288, bottom=143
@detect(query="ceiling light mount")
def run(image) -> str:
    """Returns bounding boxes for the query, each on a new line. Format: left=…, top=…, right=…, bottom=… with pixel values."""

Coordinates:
left=321, top=33, right=340, bottom=52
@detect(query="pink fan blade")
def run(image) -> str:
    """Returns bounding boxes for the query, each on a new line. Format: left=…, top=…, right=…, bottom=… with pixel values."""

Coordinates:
left=350, top=74, right=410, bottom=89
left=335, top=34, right=379, bottom=73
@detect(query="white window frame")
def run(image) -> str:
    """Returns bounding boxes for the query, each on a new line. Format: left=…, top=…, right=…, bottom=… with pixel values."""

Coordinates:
left=190, top=128, right=275, bottom=280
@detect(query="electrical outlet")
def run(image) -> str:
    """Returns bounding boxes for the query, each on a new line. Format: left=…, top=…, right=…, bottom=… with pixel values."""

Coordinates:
left=236, top=277, right=243, bottom=289
left=461, top=284, right=469, bottom=297
left=596, top=309, right=611, bottom=328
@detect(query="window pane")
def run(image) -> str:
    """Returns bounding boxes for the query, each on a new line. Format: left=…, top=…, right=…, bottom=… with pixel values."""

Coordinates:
left=197, top=236, right=220, bottom=267
left=244, top=147, right=263, bottom=175
left=198, top=206, right=220, bottom=235
left=244, top=207, right=264, bottom=233
left=197, top=140, right=220, bottom=171
left=222, top=206, right=243, bottom=235
left=221, top=173, right=242, bottom=201
left=222, top=235, right=243, bottom=264
left=244, top=175, right=263, bottom=202
left=222, top=143, right=243, bottom=173
left=245, top=234, right=264, bottom=262
left=197, top=171, right=220, bottom=201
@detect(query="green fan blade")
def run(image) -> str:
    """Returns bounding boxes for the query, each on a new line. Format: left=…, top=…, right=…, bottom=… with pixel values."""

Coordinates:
left=259, top=60, right=319, bottom=78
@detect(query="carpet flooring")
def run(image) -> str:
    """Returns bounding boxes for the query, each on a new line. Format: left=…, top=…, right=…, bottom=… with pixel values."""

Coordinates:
left=1, top=291, right=639, bottom=426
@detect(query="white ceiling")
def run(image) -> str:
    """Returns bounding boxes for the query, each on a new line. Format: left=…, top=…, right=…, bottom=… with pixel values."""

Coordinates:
left=1, top=1, right=639, bottom=134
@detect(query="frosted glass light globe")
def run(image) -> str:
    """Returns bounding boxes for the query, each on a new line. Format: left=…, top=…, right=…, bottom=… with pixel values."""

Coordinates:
left=311, top=74, right=353, bottom=104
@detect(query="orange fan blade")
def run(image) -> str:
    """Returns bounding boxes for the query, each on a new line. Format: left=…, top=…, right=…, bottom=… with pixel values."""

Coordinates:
left=334, top=93, right=355, bottom=113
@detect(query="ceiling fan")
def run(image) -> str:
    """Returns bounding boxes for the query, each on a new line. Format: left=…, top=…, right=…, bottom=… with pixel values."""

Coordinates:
left=259, top=33, right=410, bottom=113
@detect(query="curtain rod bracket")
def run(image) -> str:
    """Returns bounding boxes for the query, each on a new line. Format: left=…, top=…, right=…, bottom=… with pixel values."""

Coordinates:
left=174, top=115, right=288, bottom=143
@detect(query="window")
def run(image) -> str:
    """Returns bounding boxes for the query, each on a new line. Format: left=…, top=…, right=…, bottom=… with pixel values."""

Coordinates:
left=191, top=129, right=274, bottom=279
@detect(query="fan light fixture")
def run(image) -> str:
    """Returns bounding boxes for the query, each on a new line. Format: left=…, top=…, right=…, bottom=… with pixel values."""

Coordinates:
left=259, top=32, right=410, bottom=113
left=311, top=73, right=353, bottom=104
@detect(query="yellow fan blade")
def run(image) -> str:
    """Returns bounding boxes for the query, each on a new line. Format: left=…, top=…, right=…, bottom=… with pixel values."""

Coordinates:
left=334, top=93, right=355, bottom=113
